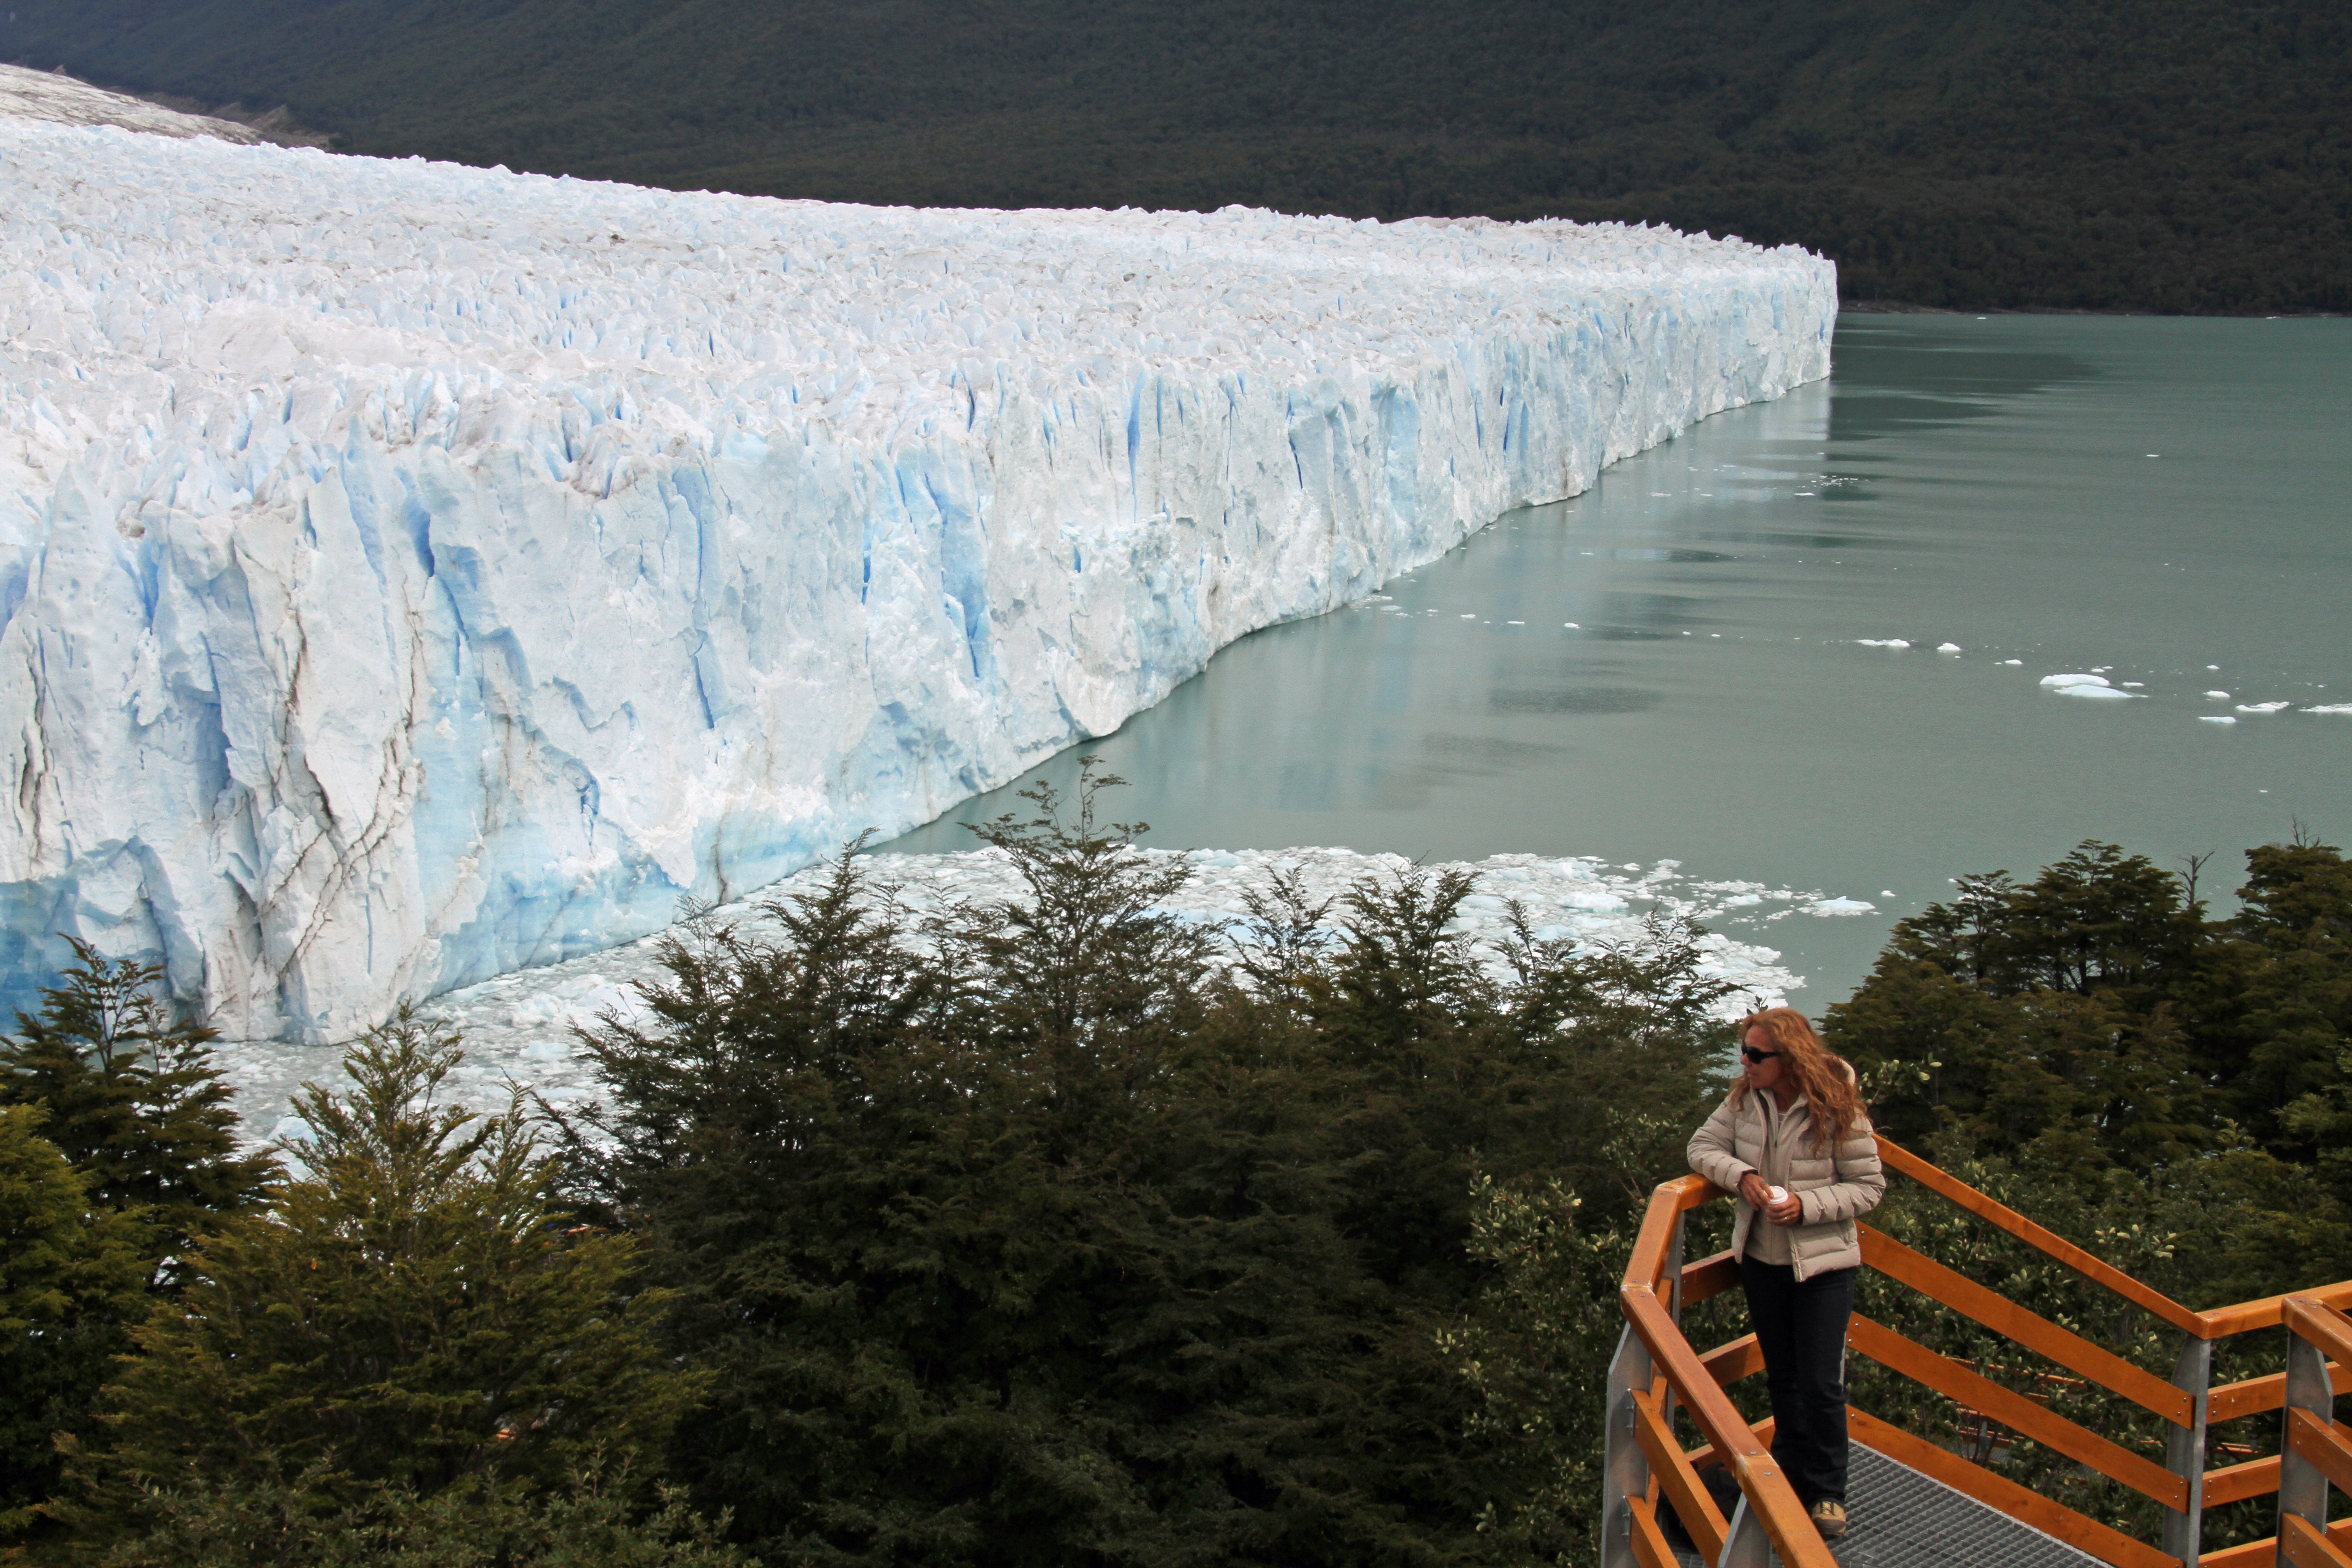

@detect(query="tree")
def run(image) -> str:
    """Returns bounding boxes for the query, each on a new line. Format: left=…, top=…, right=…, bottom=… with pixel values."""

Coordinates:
left=0, top=940, right=277, bottom=1290
left=103, top=1460, right=750, bottom=1568
left=1435, top=1170, right=1626, bottom=1566
left=1824, top=840, right=2217, bottom=1166
left=566, top=767, right=1740, bottom=1566
left=0, top=1104, right=149, bottom=1538
left=61, top=1014, right=702, bottom=1540
left=2201, top=838, right=2352, bottom=1156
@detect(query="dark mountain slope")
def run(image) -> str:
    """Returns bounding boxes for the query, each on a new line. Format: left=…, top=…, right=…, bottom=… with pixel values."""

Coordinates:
left=5, top=0, right=2345, bottom=312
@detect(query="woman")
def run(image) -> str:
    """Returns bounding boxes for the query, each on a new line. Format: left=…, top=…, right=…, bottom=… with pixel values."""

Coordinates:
left=1686, top=1007, right=1884, bottom=1541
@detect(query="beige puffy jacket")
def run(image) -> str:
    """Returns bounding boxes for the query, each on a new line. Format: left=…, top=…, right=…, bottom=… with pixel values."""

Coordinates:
left=1686, top=1069, right=1885, bottom=1282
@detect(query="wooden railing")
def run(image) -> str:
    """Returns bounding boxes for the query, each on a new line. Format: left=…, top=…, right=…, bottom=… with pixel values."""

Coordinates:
left=1602, top=1137, right=2352, bottom=1568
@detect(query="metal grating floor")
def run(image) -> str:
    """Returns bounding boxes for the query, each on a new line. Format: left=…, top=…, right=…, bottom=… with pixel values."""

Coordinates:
left=1668, top=1444, right=2107, bottom=1568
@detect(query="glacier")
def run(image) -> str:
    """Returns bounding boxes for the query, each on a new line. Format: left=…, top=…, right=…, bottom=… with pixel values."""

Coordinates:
left=0, top=99, right=1835, bottom=1041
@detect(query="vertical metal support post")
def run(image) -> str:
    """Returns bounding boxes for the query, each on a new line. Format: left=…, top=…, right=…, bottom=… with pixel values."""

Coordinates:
left=1666, top=1215, right=1688, bottom=1327
left=1662, top=1215, right=1687, bottom=1433
left=1601, top=1323, right=1655, bottom=1568
left=2163, top=1334, right=2212, bottom=1568
left=1720, top=1494, right=1774, bottom=1568
left=2278, top=1311, right=2335, bottom=1539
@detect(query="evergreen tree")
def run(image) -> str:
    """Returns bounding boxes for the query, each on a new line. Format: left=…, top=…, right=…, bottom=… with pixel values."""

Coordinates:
left=0, top=1104, right=149, bottom=1538
left=1435, top=1170, right=1625, bottom=1566
left=568, top=766, right=1737, bottom=1566
left=60, top=1014, right=701, bottom=1542
left=1825, top=840, right=2217, bottom=1165
left=103, top=1460, right=749, bottom=1568
left=2201, top=838, right=2352, bottom=1156
left=0, top=941, right=277, bottom=1289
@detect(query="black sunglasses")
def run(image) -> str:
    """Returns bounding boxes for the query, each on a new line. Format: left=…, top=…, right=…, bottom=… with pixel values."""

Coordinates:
left=1741, top=1046, right=1781, bottom=1065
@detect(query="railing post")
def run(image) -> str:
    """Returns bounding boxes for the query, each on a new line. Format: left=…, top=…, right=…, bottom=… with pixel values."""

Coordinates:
left=2278, top=1303, right=2336, bottom=1540
left=2163, top=1334, right=2212, bottom=1567
left=1601, top=1322, right=1654, bottom=1568
left=1720, top=1494, right=1773, bottom=1568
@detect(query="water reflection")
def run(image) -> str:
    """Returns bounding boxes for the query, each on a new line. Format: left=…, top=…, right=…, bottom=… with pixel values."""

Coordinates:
left=883, top=317, right=2348, bottom=1005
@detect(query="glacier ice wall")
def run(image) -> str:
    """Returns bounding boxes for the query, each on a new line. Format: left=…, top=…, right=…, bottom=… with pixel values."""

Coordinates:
left=0, top=114, right=1836, bottom=1040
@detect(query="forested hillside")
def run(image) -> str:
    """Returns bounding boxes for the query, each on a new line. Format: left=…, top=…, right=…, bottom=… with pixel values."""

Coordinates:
left=2, top=0, right=2344, bottom=318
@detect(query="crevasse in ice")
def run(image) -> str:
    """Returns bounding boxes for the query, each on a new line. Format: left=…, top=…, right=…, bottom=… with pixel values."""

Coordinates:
left=0, top=112, right=1836, bottom=1040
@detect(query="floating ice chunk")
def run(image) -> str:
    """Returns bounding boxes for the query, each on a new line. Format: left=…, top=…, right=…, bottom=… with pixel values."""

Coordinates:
left=2041, top=673, right=2136, bottom=700
left=1937, top=643, right=1963, bottom=653
left=2200, top=716, right=2238, bottom=725
left=2121, top=681, right=2145, bottom=688
left=1880, top=890, right=1897, bottom=897
left=2002, top=659, right=2024, bottom=666
left=2205, top=691, right=2232, bottom=700
left=2302, top=704, right=2352, bottom=715
left=1856, top=638, right=1911, bottom=648
left=1563, top=622, right=1582, bottom=628
left=2236, top=702, right=2290, bottom=714
left=1806, top=897, right=1877, bottom=916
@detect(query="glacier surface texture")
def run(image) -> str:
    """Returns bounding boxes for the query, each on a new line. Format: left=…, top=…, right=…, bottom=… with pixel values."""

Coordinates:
left=0, top=112, right=1836, bottom=1040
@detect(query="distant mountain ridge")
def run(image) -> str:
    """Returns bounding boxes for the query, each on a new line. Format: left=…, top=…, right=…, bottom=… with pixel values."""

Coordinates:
left=5, top=0, right=2344, bottom=313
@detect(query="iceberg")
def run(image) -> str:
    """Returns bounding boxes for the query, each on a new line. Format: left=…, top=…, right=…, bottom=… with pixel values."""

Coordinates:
left=0, top=107, right=1835, bottom=1040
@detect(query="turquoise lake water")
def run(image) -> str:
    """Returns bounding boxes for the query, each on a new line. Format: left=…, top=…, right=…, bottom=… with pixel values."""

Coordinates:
left=882, top=315, right=2352, bottom=1011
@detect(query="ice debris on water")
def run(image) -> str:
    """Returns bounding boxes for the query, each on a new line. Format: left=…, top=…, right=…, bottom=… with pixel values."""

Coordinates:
left=2041, top=673, right=2136, bottom=700
left=2201, top=716, right=2238, bottom=725
left=0, top=101, right=1836, bottom=1040
left=2303, top=704, right=2352, bottom=716
left=211, top=845, right=1816, bottom=1132
left=2236, top=702, right=2290, bottom=714
left=2206, top=691, right=2232, bottom=700
left=1855, top=638, right=1911, bottom=648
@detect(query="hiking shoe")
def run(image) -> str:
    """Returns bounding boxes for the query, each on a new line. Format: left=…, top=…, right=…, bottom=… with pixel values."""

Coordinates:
left=1811, top=1500, right=1848, bottom=1539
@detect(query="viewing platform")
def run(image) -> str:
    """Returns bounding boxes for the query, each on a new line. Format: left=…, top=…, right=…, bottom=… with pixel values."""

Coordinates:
left=1606, top=1140, right=2352, bottom=1568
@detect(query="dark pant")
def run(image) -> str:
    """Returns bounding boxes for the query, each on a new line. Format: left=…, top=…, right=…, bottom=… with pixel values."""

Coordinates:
left=1739, top=1254, right=1856, bottom=1507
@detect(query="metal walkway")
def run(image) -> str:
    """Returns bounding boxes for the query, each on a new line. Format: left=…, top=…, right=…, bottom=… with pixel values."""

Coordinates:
left=1668, top=1445, right=2103, bottom=1568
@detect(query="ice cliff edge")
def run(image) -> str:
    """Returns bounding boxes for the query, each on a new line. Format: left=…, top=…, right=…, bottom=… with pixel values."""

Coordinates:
left=0, top=113, right=1835, bottom=1039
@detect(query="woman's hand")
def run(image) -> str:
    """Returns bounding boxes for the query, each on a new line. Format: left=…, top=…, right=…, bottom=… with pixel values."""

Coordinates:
left=1739, top=1172, right=1803, bottom=1225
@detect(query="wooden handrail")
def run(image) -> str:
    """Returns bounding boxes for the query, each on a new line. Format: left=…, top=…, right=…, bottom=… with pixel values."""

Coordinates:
left=2197, top=1279, right=2352, bottom=1340
left=1625, top=1495, right=1680, bottom=1568
left=1699, top=1332, right=1763, bottom=1387
left=2210, top=1360, right=2352, bottom=1426
left=2205, top=1454, right=2281, bottom=1508
left=2205, top=1519, right=2352, bottom=1568
left=1618, top=1284, right=1835, bottom=1568
left=2288, top=1298, right=2352, bottom=1369
left=1633, top=1387, right=1728, bottom=1561
left=2282, top=1512, right=2352, bottom=1568
left=1861, top=1225, right=2194, bottom=1426
left=1846, top=1313, right=2188, bottom=1509
left=1681, top=1247, right=1741, bottom=1308
left=2289, top=1407, right=2352, bottom=1499
left=1875, top=1137, right=2208, bottom=1337
left=1612, top=1139, right=2352, bottom=1568
left=2205, top=1430, right=2352, bottom=1508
